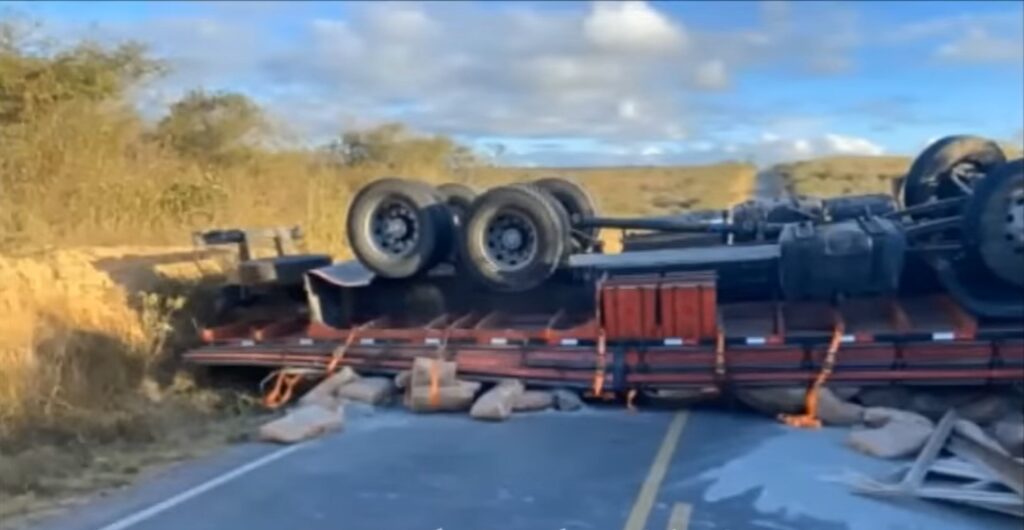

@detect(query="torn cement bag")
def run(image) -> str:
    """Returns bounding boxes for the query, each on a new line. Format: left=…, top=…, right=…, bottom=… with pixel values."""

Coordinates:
left=406, top=380, right=482, bottom=412
left=513, top=390, right=554, bottom=412
left=470, top=380, right=525, bottom=421
left=816, top=387, right=865, bottom=426
left=298, top=367, right=359, bottom=409
left=409, top=357, right=458, bottom=388
left=259, top=403, right=345, bottom=444
left=848, top=407, right=935, bottom=459
left=553, top=389, right=584, bottom=411
left=394, top=370, right=411, bottom=390
left=337, top=377, right=395, bottom=405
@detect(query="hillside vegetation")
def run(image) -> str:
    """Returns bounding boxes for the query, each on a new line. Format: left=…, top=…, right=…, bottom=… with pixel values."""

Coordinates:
left=778, top=143, right=1023, bottom=197
left=777, top=155, right=911, bottom=197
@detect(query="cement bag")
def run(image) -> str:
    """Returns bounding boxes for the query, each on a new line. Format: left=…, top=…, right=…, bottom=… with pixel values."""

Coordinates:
left=259, top=404, right=345, bottom=444
left=553, top=389, right=584, bottom=411
left=298, top=367, right=359, bottom=409
left=470, top=380, right=525, bottom=421
left=410, top=357, right=458, bottom=388
left=513, top=390, right=554, bottom=412
left=406, top=380, right=482, bottom=412
left=816, top=388, right=864, bottom=426
left=394, top=370, right=412, bottom=390
left=338, top=377, right=395, bottom=405
left=847, top=407, right=934, bottom=459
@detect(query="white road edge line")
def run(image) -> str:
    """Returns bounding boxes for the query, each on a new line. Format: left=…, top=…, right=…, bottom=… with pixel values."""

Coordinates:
left=96, top=443, right=307, bottom=530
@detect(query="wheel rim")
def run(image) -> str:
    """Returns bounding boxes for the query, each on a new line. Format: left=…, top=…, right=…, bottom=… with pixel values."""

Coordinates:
left=1003, top=184, right=1024, bottom=255
left=944, top=160, right=987, bottom=196
left=483, top=210, right=538, bottom=272
left=369, top=198, right=419, bottom=257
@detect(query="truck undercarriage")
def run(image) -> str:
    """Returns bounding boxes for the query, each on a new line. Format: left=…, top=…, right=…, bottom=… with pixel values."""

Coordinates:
left=182, top=135, right=1024, bottom=403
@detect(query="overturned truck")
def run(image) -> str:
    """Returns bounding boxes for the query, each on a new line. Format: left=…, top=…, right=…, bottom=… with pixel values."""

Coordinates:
left=185, top=135, right=1024, bottom=403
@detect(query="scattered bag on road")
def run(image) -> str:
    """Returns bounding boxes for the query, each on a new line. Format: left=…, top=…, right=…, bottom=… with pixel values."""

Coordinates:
left=816, top=387, right=865, bottom=426
left=394, top=370, right=412, bottom=390
left=848, top=407, right=935, bottom=458
left=410, top=357, right=458, bottom=389
left=298, top=367, right=359, bottom=409
left=338, top=376, right=395, bottom=405
left=513, top=390, right=554, bottom=412
left=553, top=389, right=584, bottom=411
left=406, top=380, right=482, bottom=412
left=471, top=380, right=525, bottom=421
left=258, top=403, right=345, bottom=444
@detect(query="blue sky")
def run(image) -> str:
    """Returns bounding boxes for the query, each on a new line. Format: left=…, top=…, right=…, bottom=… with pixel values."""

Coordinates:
left=4, top=0, right=1022, bottom=166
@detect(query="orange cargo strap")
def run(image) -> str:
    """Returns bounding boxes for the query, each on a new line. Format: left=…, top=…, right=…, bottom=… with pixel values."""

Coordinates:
left=428, top=329, right=451, bottom=408
left=714, top=329, right=727, bottom=383
left=780, top=319, right=845, bottom=429
left=325, top=321, right=374, bottom=375
left=592, top=331, right=607, bottom=396
left=262, top=370, right=303, bottom=409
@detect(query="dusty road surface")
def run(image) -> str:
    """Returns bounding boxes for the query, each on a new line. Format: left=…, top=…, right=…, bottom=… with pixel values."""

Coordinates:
left=19, top=408, right=1016, bottom=530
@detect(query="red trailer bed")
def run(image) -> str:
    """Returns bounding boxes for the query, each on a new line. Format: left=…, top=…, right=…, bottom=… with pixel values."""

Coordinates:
left=183, top=272, right=1024, bottom=394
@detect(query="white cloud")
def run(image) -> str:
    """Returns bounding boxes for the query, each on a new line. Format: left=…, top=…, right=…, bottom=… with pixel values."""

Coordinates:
left=937, top=26, right=1024, bottom=64
left=583, top=1, right=687, bottom=54
left=691, top=132, right=886, bottom=166
left=693, top=59, right=730, bottom=90
left=28, top=0, right=1016, bottom=166
left=820, top=133, right=885, bottom=156
left=618, top=99, right=639, bottom=120
left=884, top=11, right=1024, bottom=66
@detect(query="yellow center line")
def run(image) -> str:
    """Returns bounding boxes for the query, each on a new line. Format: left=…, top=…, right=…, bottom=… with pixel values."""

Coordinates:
left=667, top=502, right=692, bottom=530
left=623, top=411, right=689, bottom=530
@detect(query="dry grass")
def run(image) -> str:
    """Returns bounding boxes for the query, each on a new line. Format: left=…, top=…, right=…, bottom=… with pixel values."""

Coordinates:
left=778, top=143, right=1023, bottom=198
left=466, top=163, right=757, bottom=253
left=0, top=247, right=272, bottom=524
left=776, top=155, right=911, bottom=197
left=466, top=163, right=756, bottom=215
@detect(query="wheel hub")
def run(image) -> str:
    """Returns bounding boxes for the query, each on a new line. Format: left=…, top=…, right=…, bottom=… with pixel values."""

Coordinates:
left=371, top=200, right=418, bottom=256
left=501, top=228, right=524, bottom=250
left=384, top=218, right=408, bottom=239
left=484, top=212, right=537, bottom=271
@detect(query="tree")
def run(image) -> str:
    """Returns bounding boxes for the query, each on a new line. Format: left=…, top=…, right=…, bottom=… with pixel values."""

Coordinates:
left=154, top=89, right=267, bottom=165
left=0, top=18, right=163, bottom=125
left=326, top=122, right=479, bottom=172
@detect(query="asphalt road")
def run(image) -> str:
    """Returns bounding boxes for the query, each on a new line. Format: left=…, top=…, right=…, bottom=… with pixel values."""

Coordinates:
left=18, top=406, right=1016, bottom=530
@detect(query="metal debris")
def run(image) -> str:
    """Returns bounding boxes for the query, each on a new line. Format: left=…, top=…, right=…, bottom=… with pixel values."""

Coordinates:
left=843, top=410, right=1024, bottom=518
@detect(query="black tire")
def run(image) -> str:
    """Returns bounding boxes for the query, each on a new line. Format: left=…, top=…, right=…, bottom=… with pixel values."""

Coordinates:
left=522, top=183, right=573, bottom=250
left=346, top=178, right=453, bottom=278
left=459, top=184, right=569, bottom=292
left=436, top=183, right=478, bottom=227
left=533, top=177, right=598, bottom=246
left=964, top=159, right=1024, bottom=287
left=903, top=135, right=1006, bottom=210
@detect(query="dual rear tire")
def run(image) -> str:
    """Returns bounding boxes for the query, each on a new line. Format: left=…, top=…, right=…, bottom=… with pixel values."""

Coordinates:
left=346, top=177, right=594, bottom=291
left=346, top=178, right=454, bottom=279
